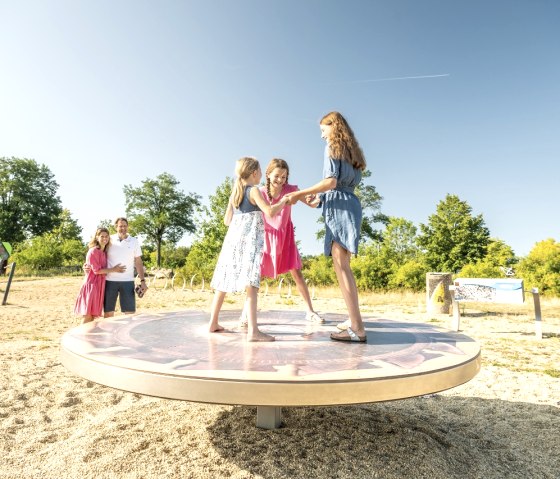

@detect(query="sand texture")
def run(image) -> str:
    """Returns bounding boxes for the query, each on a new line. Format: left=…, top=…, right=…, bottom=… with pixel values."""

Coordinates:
left=1, top=277, right=559, bottom=479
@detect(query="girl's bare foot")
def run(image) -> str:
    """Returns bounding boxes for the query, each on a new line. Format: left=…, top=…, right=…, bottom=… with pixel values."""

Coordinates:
left=248, top=331, right=275, bottom=342
left=209, top=325, right=225, bottom=333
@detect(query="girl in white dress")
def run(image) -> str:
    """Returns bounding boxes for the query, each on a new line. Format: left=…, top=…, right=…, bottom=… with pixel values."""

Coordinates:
left=209, top=157, right=289, bottom=342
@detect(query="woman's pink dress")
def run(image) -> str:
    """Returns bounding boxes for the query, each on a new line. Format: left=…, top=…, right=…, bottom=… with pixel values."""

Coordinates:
left=259, top=183, right=302, bottom=278
left=74, top=247, right=107, bottom=317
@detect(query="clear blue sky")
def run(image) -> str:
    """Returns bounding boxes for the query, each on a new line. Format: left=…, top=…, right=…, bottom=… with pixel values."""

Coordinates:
left=1, top=0, right=558, bottom=257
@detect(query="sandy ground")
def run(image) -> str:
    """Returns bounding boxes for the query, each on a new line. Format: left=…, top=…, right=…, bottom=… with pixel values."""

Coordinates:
left=1, top=276, right=559, bottom=479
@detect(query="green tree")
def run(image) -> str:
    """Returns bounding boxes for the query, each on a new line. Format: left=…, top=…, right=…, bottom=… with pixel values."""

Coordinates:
left=301, top=255, right=336, bottom=286
left=516, top=239, right=560, bottom=296
left=356, top=170, right=389, bottom=242
left=459, top=238, right=516, bottom=278
left=381, top=217, right=420, bottom=264
left=11, top=235, right=63, bottom=271
left=185, top=178, right=232, bottom=280
left=0, top=157, right=63, bottom=244
left=417, top=194, right=490, bottom=273
left=51, top=209, right=83, bottom=241
left=124, top=173, right=201, bottom=267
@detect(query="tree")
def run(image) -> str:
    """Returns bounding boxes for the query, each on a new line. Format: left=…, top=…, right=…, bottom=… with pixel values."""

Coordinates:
left=516, top=239, right=560, bottom=296
left=417, top=194, right=490, bottom=273
left=459, top=238, right=517, bottom=278
left=355, top=170, right=389, bottom=242
left=124, top=173, right=201, bottom=267
left=380, top=217, right=421, bottom=264
left=185, top=178, right=232, bottom=279
left=0, top=157, right=63, bottom=244
left=51, top=209, right=83, bottom=241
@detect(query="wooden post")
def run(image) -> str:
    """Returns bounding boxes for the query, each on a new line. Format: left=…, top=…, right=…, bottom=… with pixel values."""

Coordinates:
left=426, top=272, right=452, bottom=314
left=2, top=262, right=16, bottom=306
left=532, top=287, right=543, bottom=340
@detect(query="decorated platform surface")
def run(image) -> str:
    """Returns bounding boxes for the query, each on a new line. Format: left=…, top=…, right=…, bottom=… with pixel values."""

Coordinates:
left=60, top=310, right=481, bottom=407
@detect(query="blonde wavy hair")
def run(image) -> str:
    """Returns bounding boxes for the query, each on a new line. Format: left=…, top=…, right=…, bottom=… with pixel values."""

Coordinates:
left=320, top=111, right=366, bottom=171
left=264, top=158, right=290, bottom=201
left=232, top=157, right=261, bottom=208
left=88, top=227, right=111, bottom=251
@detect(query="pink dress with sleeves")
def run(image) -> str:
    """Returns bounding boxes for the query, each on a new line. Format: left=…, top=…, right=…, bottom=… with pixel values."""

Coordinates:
left=259, top=183, right=302, bottom=278
left=74, top=247, right=107, bottom=317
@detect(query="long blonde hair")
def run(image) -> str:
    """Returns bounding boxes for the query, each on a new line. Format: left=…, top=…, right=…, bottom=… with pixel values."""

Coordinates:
left=264, top=158, right=290, bottom=201
left=232, top=157, right=261, bottom=208
left=320, top=111, right=366, bottom=171
left=88, top=227, right=111, bottom=251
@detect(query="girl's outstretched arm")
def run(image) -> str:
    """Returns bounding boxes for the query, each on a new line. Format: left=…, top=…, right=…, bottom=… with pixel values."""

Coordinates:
left=286, top=177, right=337, bottom=204
left=223, top=194, right=234, bottom=226
left=250, top=187, right=288, bottom=218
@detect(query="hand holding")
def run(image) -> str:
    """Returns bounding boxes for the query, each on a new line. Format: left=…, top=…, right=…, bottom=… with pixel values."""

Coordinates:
left=305, top=194, right=320, bottom=208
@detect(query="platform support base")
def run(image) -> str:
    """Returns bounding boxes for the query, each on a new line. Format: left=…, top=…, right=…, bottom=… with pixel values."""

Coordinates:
left=256, top=406, right=282, bottom=429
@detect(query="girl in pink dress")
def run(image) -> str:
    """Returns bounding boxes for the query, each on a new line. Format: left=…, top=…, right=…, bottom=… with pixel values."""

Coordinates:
left=74, top=228, right=124, bottom=324
left=240, top=158, right=323, bottom=325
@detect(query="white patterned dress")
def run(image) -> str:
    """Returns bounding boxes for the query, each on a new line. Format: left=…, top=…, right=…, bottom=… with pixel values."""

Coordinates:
left=211, top=186, right=265, bottom=292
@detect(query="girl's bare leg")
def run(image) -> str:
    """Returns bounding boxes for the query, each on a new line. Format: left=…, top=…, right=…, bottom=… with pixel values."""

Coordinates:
left=290, top=269, right=315, bottom=312
left=209, top=291, right=226, bottom=332
left=331, top=242, right=365, bottom=337
left=81, top=315, right=94, bottom=324
left=246, top=286, right=274, bottom=342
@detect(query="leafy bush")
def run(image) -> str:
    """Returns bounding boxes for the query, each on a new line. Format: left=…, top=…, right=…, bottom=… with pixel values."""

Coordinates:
left=516, top=239, right=560, bottom=296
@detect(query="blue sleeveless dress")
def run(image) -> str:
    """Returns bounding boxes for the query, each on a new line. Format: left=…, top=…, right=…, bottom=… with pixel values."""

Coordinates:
left=211, top=186, right=265, bottom=292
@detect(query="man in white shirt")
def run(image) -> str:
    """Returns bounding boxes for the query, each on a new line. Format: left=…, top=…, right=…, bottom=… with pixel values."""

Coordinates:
left=104, top=217, right=148, bottom=317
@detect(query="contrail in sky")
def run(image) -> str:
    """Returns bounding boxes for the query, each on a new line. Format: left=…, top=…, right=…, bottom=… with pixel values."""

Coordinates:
left=330, top=73, right=451, bottom=84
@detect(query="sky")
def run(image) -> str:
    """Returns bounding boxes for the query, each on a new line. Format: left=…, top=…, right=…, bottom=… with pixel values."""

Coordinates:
left=1, top=0, right=558, bottom=258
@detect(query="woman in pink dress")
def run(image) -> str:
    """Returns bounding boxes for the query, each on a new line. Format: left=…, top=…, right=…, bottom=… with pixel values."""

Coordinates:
left=240, top=158, right=323, bottom=326
left=74, top=228, right=124, bottom=324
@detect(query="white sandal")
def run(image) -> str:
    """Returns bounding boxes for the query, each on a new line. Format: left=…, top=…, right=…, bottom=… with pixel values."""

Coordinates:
left=305, top=311, right=325, bottom=323
left=336, top=319, right=351, bottom=331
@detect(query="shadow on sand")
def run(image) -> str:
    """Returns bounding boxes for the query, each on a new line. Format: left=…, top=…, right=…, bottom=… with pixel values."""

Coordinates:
left=208, top=396, right=559, bottom=479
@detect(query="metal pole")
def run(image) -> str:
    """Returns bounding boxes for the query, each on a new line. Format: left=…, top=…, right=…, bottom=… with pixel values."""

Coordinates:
left=532, top=287, right=543, bottom=340
left=2, top=262, right=16, bottom=306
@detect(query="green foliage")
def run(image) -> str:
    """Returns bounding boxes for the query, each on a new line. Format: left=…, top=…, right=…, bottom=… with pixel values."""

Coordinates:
left=124, top=172, right=201, bottom=267
left=301, top=255, right=336, bottom=286
left=12, top=235, right=64, bottom=270
left=51, top=209, right=83, bottom=241
left=96, top=219, right=117, bottom=234
left=11, top=234, right=86, bottom=271
left=459, top=238, right=517, bottom=278
left=355, top=170, right=389, bottom=242
left=351, top=245, right=392, bottom=291
left=0, top=157, right=63, bottom=244
left=388, top=259, right=428, bottom=291
left=60, top=239, right=88, bottom=265
left=9, top=208, right=86, bottom=272
left=185, top=178, right=232, bottom=281
left=516, top=239, right=560, bottom=296
left=147, top=245, right=189, bottom=270
left=458, top=262, right=504, bottom=279
left=417, top=194, right=490, bottom=273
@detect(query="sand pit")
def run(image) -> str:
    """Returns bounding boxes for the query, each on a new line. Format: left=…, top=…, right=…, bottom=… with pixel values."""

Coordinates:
left=1, top=277, right=559, bottom=478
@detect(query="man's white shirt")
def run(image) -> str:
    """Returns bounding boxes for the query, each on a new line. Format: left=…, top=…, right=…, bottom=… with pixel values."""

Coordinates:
left=106, top=234, right=142, bottom=281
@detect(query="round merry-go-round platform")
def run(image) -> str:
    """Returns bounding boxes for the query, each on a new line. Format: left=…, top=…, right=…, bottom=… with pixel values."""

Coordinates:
left=60, top=310, right=481, bottom=428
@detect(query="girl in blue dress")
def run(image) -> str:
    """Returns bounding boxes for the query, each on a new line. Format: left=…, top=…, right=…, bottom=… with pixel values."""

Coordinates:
left=287, top=111, right=367, bottom=342
left=209, top=157, right=289, bottom=342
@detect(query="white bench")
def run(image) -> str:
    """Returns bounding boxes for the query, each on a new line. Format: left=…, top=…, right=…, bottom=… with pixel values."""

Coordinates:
left=449, top=278, right=543, bottom=339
